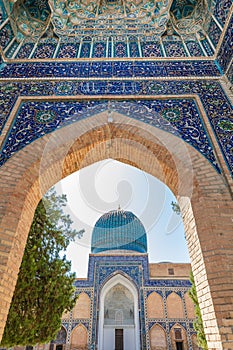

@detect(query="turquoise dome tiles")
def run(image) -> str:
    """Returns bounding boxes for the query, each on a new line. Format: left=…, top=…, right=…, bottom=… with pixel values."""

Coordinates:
left=91, top=210, right=148, bottom=253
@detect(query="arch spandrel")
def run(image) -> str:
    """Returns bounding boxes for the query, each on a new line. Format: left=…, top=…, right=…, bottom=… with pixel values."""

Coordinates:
left=0, top=115, right=233, bottom=349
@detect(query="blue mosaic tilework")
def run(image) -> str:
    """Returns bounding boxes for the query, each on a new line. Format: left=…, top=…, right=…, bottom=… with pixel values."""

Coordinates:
left=165, top=290, right=173, bottom=297
left=33, top=42, right=57, bottom=59
left=92, top=210, right=147, bottom=253
left=146, top=290, right=164, bottom=298
left=0, top=2, right=231, bottom=61
left=148, top=322, right=166, bottom=330
left=129, top=41, right=140, bottom=58
left=186, top=41, right=203, bottom=57
left=80, top=42, right=91, bottom=58
left=0, top=60, right=221, bottom=78
left=5, top=40, right=18, bottom=58
left=0, top=22, right=14, bottom=50
left=141, top=42, right=162, bottom=57
left=114, top=42, right=127, bottom=58
left=93, top=42, right=107, bottom=58
left=0, top=37, right=218, bottom=59
left=0, top=98, right=221, bottom=174
left=108, top=39, right=113, bottom=57
left=57, top=43, right=79, bottom=59
left=213, top=0, right=232, bottom=27
left=0, top=79, right=232, bottom=175
left=208, top=18, right=223, bottom=48
left=201, top=38, right=214, bottom=56
left=0, top=1, right=7, bottom=25
left=217, top=14, right=233, bottom=72
left=71, top=254, right=195, bottom=348
left=163, top=41, right=187, bottom=57
left=16, top=42, right=35, bottom=59
left=71, top=321, right=90, bottom=330
left=169, top=322, right=187, bottom=331
left=226, top=62, right=233, bottom=84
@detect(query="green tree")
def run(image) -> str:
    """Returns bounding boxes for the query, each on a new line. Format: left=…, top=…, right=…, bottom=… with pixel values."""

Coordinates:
left=171, top=200, right=181, bottom=215
left=189, top=271, right=208, bottom=350
left=1, top=188, right=84, bottom=347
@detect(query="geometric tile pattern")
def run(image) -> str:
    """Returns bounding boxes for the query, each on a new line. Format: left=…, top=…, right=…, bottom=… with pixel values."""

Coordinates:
left=0, top=79, right=232, bottom=175
left=0, top=97, right=221, bottom=174
left=213, top=0, right=232, bottom=27
left=69, top=254, right=195, bottom=350
left=0, top=1, right=231, bottom=60
left=0, top=60, right=222, bottom=79
left=217, top=14, right=233, bottom=72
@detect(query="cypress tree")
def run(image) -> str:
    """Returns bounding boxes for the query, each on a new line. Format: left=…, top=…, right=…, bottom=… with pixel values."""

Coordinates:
left=1, top=188, right=83, bottom=347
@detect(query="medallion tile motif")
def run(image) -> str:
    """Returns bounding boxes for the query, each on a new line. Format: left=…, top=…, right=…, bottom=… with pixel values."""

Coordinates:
left=0, top=78, right=232, bottom=175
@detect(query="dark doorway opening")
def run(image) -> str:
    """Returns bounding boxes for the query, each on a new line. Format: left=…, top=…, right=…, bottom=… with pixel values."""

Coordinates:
left=176, top=342, right=183, bottom=350
left=115, top=328, right=123, bottom=350
left=56, top=345, right=63, bottom=350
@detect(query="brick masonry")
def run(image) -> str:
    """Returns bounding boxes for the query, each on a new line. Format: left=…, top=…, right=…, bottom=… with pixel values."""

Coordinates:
left=0, top=113, right=233, bottom=349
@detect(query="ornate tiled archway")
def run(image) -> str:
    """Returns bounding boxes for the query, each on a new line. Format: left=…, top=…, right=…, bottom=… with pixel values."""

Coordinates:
left=0, top=114, right=232, bottom=349
left=0, top=0, right=232, bottom=348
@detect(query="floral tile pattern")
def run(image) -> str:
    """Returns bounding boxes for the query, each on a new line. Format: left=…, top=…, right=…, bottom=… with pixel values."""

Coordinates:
left=0, top=60, right=221, bottom=78
left=0, top=97, right=220, bottom=173
left=0, top=78, right=232, bottom=175
left=69, top=254, right=194, bottom=349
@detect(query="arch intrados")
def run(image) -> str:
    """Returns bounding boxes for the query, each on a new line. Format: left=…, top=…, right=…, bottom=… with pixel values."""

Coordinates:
left=100, top=273, right=138, bottom=299
left=1, top=114, right=206, bottom=198
left=0, top=115, right=225, bottom=274
left=0, top=113, right=232, bottom=347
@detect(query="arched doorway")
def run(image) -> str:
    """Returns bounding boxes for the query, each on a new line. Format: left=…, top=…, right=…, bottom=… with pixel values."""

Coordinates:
left=0, top=115, right=232, bottom=349
left=98, top=274, right=140, bottom=350
left=50, top=326, right=67, bottom=350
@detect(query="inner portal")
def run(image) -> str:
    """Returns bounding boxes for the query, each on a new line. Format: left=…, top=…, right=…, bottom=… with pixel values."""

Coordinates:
left=102, top=282, right=136, bottom=350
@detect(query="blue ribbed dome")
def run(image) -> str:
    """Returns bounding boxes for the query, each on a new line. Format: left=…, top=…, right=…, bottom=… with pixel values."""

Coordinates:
left=91, top=210, right=147, bottom=254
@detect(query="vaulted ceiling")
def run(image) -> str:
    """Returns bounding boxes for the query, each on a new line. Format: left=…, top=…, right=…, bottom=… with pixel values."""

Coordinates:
left=0, top=0, right=231, bottom=59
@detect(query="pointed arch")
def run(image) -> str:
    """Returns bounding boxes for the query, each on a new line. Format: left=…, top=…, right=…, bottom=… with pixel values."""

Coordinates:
left=184, top=291, right=195, bottom=319
left=50, top=326, right=67, bottom=350
left=191, top=334, right=200, bottom=350
left=167, top=292, right=184, bottom=318
left=98, top=273, right=140, bottom=350
left=170, top=323, right=188, bottom=350
left=147, top=292, right=164, bottom=319
left=72, top=292, right=91, bottom=319
left=70, top=324, right=88, bottom=348
left=0, top=114, right=232, bottom=349
left=149, top=324, right=167, bottom=350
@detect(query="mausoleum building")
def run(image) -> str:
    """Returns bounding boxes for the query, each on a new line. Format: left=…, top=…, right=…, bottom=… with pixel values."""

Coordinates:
left=50, top=209, right=199, bottom=350
left=0, top=0, right=232, bottom=348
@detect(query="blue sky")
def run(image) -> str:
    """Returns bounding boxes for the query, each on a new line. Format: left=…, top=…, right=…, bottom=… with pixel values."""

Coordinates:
left=55, top=159, right=190, bottom=277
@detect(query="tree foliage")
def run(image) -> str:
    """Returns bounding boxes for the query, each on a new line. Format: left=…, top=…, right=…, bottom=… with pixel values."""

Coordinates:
left=1, top=188, right=84, bottom=347
left=171, top=201, right=181, bottom=215
left=189, top=271, right=208, bottom=350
